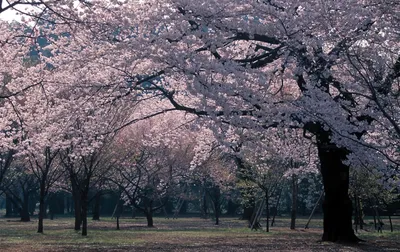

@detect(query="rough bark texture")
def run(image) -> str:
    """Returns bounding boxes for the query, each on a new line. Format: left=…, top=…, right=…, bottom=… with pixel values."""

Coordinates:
left=317, top=139, right=359, bottom=242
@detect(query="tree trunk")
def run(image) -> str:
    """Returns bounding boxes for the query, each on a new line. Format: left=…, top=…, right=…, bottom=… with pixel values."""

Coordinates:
left=317, top=141, right=359, bottom=242
left=358, top=198, right=364, bottom=230
left=5, top=195, right=13, bottom=217
left=290, top=175, right=297, bottom=230
left=265, top=190, right=269, bottom=232
left=271, top=189, right=282, bottom=227
left=81, top=194, right=88, bottom=236
left=214, top=186, right=221, bottom=225
left=388, top=215, right=393, bottom=232
left=116, top=197, right=123, bottom=230
left=242, top=203, right=255, bottom=224
left=145, top=211, right=154, bottom=227
left=73, top=195, right=82, bottom=231
left=38, top=182, right=46, bottom=233
left=20, top=193, right=30, bottom=222
left=92, top=193, right=101, bottom=221
left=200, top=187, right=207, bottom=218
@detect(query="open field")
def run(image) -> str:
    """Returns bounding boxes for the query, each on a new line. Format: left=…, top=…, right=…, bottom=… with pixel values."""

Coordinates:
left=0, top=216, right=399, bottom=251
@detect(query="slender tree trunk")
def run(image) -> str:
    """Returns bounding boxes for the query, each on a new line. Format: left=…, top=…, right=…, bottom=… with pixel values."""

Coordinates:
left=81, top=194, right=88, bottom=236
left=201, top=187, right=207, bottom=218
left=271, top=189, right=283, bottom=227
left=92, top=192, right=101, bottom=221
left=38, top=182, right=46, bottom=233
left=290, top=175, right=297, bottom=230
left=214, top=186, right=221, bottom=225
left=317, top=140, right=359, bottom=242
left=305, top=192, right=324, bottom=229
left=116, top=197, right=123, bottom=230
left=388, top=215, right=393, bottom=232
left=20, top=193, right=30, bottom=222
left=265, top=190, right=269, bottom=232
left=358, top=198, right=364, bottom=230
left=354, top=195, right=358, bottom=233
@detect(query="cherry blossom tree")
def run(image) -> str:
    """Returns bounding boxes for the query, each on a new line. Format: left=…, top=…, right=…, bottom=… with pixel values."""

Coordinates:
left=1, top=0, right=399, bottom=243
left=110, top=113, right=197, bottom=227
left=82, top=0, right=398, bottom=242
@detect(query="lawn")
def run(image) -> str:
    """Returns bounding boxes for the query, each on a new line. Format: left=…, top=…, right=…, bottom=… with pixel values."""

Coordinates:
left=0, top=216, right=399, bottom=251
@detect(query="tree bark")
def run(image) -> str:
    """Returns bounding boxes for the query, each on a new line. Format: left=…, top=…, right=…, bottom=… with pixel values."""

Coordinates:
left=317, top=140, right=359, bottom=242
left=92, top=192, right=101, bottom=221
left=271, top=189, right=282, bottom=227
left=73, top=195, right=82, bottom=231
left=265, top=190, right=269, bottom=232
left=145, top=211, right=154, bottom=227
left=81, top=194, right=88, bottom=236
left=290, top=175, right=297, bottom=230
left=20, top=193, right=30, bottom=222
left=213, top=186, right=221, bottom=225
left=5, top=195, right=13, bottom=217
left=37, top=181, right=46, bottom=233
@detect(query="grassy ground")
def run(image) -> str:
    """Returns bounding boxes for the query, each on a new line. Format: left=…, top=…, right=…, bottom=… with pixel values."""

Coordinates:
left=0, top=216, right=399, bottom=251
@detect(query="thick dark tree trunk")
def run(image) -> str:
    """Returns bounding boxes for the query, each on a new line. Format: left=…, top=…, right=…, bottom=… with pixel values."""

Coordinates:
left=145, top=211, right=154, bottom=227
left=317, top=140, right=359, bottom=242
left=73, top=195, right=82, bottom=231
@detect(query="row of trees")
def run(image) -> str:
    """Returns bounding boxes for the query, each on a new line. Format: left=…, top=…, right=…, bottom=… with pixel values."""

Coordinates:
left=0, top=0, right=399, bottom=243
